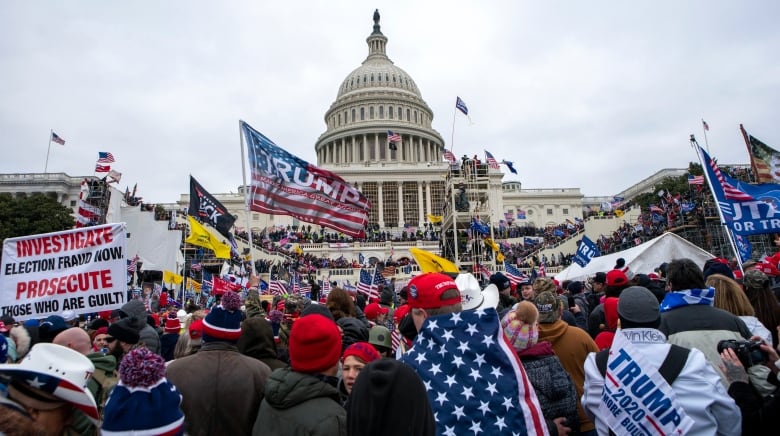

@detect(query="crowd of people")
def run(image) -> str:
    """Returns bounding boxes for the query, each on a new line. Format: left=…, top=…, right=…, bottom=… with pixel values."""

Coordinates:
left=2, top=253, right=780, bottom=435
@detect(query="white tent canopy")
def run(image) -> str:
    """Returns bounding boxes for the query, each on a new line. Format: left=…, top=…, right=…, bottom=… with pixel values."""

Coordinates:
left=555, top=232, right=716, bottom=282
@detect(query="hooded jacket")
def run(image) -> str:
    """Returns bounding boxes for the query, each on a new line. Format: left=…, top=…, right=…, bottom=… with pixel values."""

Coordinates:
left=517, top=341, right=579, bottom=435
left=337, top=317, right=369, bottom=352
left=538, top=319, right=599, bottom=433
left=237, top=317, right=287, bottom=370
left=121, top=300, right=161, bottom=354
left=253, top=367, right=346, bottom=436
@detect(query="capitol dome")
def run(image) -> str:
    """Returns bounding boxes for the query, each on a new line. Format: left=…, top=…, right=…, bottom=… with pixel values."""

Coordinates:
left=316, top=10, right=445, bottom=167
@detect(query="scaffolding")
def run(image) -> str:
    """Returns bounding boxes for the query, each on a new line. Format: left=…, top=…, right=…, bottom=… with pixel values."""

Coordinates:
left=81, top=178, right=111, bottom=226
left=440, top=160, right=496, bottom=273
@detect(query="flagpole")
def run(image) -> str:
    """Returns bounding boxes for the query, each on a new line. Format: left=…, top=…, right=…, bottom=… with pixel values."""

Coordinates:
left=691, top=135, right=743, bottom=272
left=238, top=121, right=256, bottom=273
left=450, top=105, right=457, bottom=155
left=44, top=129, right=53, bottom=174
left=739, top=124, right=758, bottom=183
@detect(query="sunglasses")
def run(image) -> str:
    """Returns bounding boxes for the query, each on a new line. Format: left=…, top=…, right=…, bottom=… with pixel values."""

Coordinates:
left=105, top=336, right=116, bottom=343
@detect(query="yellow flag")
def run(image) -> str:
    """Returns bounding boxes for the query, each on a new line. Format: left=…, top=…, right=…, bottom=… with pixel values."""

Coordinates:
left=426, top=214, right=443, bottom=224
left=186, top=278, right=202, bottom=292
left=615, top=209, right=624, bottom=218
left=497, top=253, right=505, bottom=263
left=294, top=244, right=303, bottom=255
left=409, top=247, right=459, bottom=273
left=484, top=237, right=499, bottom=253
left=186, top=216, right=231, bottom=259
left=163, top=270, right=183, bottom=285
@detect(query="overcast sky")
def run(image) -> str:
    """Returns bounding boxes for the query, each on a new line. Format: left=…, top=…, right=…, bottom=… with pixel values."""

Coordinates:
left=1, top=1, right=778, bottom=203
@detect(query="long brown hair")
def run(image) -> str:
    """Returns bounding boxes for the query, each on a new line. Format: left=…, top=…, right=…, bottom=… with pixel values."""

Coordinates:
left=326, top=287, right=357, bottom=320
left=706, top=274, right=754, bottom=316
left=743, top=276, right=780, bottom=346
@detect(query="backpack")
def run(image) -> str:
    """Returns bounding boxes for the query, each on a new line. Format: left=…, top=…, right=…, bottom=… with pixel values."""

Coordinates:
left=90, top=366, right=119, bottom=416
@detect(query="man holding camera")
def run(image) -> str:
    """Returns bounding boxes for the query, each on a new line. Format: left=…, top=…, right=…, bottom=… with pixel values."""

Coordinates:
left=720, top=326, right=780, bottom=434
left=658, top=259, right=752, bottom=386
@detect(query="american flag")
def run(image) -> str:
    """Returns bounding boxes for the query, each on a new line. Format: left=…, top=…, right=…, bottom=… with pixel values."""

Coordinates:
left=443, top=149, right=457, bottom=163
left=687, top=175, right=704, bottom=185
left=704, top=150, right=753, bottom=201
left=473, top=263, right=492, bottom=281
left=382, top=265, right=396, bottom=277
left=400, top=309, right=548, bottom=435
left=485, top=150, right=500, bottom=169
left=538, top=262, right=547, bottom=277
left=387, top=130, right=401, bottom=143
left=356, top=268, right=383, bottom=300
left=51, top=131, right=65, bottom=145
left=95, top=164, right=110, bottom=173
left=97, top=152, right=115, bottom=163
left=269, top=280, right=288, bottom=296
left=241, top=121, right=370, bottom=239
left=503, top=261, right=528, bottom=285
left=127, top=255, right=139, bottom=272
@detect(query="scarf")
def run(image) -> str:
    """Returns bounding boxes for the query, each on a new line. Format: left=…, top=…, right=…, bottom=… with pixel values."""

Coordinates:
left=659, top=287, right=715, bottom=312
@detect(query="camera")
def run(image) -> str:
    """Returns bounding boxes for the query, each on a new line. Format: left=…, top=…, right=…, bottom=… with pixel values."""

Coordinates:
left=717, top=339, right=768, bottom=368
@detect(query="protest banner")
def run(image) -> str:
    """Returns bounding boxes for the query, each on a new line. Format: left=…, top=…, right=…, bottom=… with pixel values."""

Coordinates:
left=599, top=331, right=694, bottom=435
left=1, top=223, right=127, bottom=321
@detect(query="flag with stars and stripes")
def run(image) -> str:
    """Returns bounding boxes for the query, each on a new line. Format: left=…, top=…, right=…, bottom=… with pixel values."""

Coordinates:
left=484, top=150, right=500, bottom=170
left=241, top=121, right=371, bottom=239
left=269, top=279, right=288, bottom=296
left=503, top=261, right=528, bottom=285
left=399, top=309, right=548, bottom=436
left=356, top=268, right=382, bottom=300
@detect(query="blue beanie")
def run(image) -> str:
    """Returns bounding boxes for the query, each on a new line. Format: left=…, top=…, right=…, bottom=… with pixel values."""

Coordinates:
left=101, top=348, right=184, bottom=435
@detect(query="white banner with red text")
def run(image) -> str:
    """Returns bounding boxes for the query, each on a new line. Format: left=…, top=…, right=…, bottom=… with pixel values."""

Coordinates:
left=1, top=223, right=127, bottom=321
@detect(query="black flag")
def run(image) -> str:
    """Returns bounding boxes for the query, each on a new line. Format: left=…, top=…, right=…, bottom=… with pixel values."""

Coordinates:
left=189, top=176, right=236, bottom=239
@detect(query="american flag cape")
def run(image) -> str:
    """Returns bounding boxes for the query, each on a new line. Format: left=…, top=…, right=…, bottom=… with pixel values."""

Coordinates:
left=400, top=309, right=548, bottom=435
left=241, top=121, right=371, bottom=238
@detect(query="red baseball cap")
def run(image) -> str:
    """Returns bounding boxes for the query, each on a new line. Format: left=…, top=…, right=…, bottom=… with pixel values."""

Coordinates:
left=407, top=273, right=461, bottom=309
left=606, top=269, right=629, bottom=287
left=363, top=303, right=389, bottom=320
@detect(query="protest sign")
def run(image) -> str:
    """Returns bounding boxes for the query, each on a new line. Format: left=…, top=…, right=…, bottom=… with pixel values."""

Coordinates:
left=1, top=223, right=127, bottom=321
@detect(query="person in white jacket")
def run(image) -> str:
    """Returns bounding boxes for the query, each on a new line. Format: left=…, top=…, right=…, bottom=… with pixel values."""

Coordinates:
left=707, top=273, right=772, bottom=344
left=582, top=286, right=742, bottom=436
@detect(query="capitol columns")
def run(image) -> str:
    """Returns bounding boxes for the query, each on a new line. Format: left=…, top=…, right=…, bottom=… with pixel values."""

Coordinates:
left=397, top=183, right=404, bottom=227
left=377, top=182, right=385, bottom=228
left=418, top=181, right=425, bottom=225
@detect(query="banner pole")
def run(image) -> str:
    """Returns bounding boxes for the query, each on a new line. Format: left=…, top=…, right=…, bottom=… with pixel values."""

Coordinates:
left=238, top=121, right=256, bottom=273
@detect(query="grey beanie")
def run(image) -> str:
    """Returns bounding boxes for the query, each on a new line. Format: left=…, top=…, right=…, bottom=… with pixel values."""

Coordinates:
left=617, top=286, right=660, bottom=324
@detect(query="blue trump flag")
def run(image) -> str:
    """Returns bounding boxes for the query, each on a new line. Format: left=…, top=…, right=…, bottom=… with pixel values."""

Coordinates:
left=698, top=144, right=780, bottom=236
left=573, top=235, right=600, bottom=267
left=734, top=234, right=752, bottom=264
left=400, top=309, right=548, bottom=435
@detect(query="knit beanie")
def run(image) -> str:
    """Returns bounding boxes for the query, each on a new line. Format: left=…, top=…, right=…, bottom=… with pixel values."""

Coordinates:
left=500, top=301, right=539, bottom=351
left=202, top=291, right=242, bottom=343
left=288, top=314, right=342, bottom=374
left=341, top=342, right=381, bottom=365
left=101, top=348, right=184, bottom=435
left=107, top=318, right=140, bottom=345
left=164, top=317, right=182, bottom=334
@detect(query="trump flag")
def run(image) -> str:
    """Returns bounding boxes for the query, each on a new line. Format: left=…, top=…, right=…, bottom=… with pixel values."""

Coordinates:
left=241, top=121, right=370, bottom=239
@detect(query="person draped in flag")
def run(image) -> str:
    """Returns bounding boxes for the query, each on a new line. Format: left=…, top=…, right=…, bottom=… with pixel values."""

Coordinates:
left=399, top=272, right=549, bottom=435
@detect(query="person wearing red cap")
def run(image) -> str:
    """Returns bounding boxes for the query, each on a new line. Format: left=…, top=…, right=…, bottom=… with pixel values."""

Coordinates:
left=587, top=269, right=630, bottom=338
left=363, top=302, right=389, bottom=327
left=339, top=342, right=381, bottom=404
left=399, top=273, right=549, bottom=435
left=253, top=314, right=346, bottom=436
